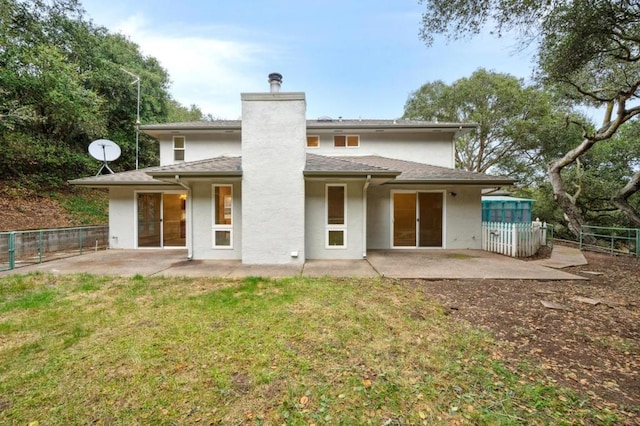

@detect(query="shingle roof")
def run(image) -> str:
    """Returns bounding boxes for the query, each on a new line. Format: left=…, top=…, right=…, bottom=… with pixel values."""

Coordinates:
left=147, top=156, right=242, bottom=177
left=68, top=167, right=166, bottom=186
left=70, top=155, right=514, bottom=187
left=335, top=156, right=516, bottom=185
left=140, top=120, right=242, bottom=130
left=304, top=154, right=400, bottom=177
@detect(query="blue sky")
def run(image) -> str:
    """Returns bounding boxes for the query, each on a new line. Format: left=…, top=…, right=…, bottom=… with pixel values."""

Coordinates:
left=80, top=0, right=538, bottom=121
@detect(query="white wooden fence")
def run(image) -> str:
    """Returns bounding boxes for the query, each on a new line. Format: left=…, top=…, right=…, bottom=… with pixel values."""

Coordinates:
left=482, top=220, right=548, bottom=258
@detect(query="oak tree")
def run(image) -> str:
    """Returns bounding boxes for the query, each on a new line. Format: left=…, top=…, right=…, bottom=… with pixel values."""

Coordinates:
left=419, top=0, right=640, bottom=235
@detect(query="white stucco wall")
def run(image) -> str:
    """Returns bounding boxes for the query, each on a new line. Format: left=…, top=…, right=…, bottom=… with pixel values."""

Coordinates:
left=443, top=186, right=482, bottom=249
left=156, top=130, right=455, bottom=168
left=305, top=180, right=366, bottom=259
left=240, top=92, right=307, bottom=264
left=108, top=187, right=135, bottom=249
left=306, top=132, right=455, bottom=167
left=366, top=184, right=483, bottom=250
left=158, top=133, right=242, bottom=166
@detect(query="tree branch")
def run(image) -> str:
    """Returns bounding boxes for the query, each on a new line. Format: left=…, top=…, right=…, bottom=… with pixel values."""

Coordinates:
left=611, top=170, right=640, bottom=226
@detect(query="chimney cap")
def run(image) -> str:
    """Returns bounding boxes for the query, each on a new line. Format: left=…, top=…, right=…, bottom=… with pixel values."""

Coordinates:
left=268, top=72, right=283, bottom=82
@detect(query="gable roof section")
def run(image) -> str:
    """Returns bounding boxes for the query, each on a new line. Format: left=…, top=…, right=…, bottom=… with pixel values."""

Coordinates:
left=335, top=156, right=516, bottom=185
left=147, top=156, right=242, bottom=178
left=68, top=167, right=167, bottom=187
left=304, top=154, right=400, bottom=178
left=69, top=157, right=242, bottom=187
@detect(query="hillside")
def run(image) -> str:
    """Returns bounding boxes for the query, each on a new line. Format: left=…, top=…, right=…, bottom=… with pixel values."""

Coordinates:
left=0, top=187, right=108, bottom=232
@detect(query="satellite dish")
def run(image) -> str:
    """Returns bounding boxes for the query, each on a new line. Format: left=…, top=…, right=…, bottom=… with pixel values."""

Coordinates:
left=89, top=139, right=121, bottom=175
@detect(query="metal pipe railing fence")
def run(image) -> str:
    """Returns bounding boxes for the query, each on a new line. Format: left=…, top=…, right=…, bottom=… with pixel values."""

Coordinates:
left=580, top=225, right=639, bottom=257
left=0, top=225, right=108, bottom=271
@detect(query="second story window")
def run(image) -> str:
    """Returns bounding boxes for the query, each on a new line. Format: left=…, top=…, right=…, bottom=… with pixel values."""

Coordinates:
left=334, top=135, right=359, bottom=148
left=173, top=136, right=185, bottom=161
left=307, top=135, right=320, bottom=148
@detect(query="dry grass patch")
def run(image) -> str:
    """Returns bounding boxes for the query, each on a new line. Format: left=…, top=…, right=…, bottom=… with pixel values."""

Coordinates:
left=0, top=273, right=619, bottom=424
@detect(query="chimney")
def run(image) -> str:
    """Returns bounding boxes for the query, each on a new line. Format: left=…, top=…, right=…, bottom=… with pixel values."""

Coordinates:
left=268, top=72, right=283, bottom=92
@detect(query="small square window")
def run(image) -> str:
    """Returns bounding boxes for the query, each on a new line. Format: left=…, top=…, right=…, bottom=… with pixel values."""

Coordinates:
left=215, top=230, right=231, bottom=247
left=307, top=135, right=319, bottom=148
left=334, top=135, right=346, bottom=147
left=347, top=135, right=359, bottom=147
left=328, top=230, right=344, bottom=246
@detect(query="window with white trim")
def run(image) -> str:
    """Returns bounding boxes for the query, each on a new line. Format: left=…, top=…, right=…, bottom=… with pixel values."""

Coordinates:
left=326, top=184, right=346, bottom=248
left=173, top=136, right=185, bottom=161
left=333, top=135, right=359, bottom=148
left=307, top=135, right=320, bottom=148
left=212, top=185, right=233, bottom=248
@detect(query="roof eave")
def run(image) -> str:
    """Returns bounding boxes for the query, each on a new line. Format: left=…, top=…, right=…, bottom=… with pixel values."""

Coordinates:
left=306, top=122, right=477, bottom=128
left=303, top=171, right=401, bottom=178
left=389, top=179, right=516, bottom=185
left=140, top=124, right=242, bottom=132
left=148, top=171, right=243, bottom=178
left=68, top=180, right=169, bottom=187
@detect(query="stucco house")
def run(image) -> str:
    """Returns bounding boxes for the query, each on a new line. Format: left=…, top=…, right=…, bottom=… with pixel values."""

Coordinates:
left=70, top=73, right=514, bottom=264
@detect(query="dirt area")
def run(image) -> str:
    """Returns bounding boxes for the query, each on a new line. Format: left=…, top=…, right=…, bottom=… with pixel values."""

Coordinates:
left=0, top=195, right=74, bottom=231
left=415, top=250, right=640, bottom=420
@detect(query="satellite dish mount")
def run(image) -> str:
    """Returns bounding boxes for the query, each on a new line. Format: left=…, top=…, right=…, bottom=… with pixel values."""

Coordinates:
left=88, top=139, right=122, bottom=175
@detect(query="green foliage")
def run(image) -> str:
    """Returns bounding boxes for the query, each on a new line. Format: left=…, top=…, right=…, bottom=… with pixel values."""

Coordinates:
left=418, top=0, right=640, bottom=228
left=403, top=68, right=579, bottom=181
left=166, top=100, right=206, bottom=122
left=55, top=189, right=108, bottom=225
left=0, top=0, right=196, bottom=190
left=538, top=2, right=640, bottom=106
left=515, top=119, right=640, bottom=232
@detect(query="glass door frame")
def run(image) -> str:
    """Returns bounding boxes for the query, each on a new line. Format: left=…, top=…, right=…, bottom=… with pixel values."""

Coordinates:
left=134, top=190, right=187, bottom=249
left=390, top=190, right=446, bottom=249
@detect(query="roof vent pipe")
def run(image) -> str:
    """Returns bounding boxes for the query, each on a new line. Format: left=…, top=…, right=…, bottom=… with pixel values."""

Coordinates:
left=268, top=72, right=283, bottom=92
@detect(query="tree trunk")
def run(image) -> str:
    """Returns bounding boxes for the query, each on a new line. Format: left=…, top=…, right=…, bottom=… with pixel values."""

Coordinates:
left=548, top=160, right=585, bottom=238
left=612, top=170, right=640, bottom=226
left=547, top=96, right=640, bottom=239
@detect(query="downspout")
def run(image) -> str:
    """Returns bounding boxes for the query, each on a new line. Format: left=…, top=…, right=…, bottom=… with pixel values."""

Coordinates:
left=174, top=175, right=193, bottom=260
left=362, top=175, right=371, bottom=258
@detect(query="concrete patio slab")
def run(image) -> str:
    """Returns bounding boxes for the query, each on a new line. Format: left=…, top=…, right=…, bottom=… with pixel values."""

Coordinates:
left=302, top=259, right=378, bottom=278
left=531, top=245, right=588, bottom=269
left=0, top=249, right=189, bottom=277
left=0, top=247, right=586, bottom=281
left=155, top=259, right=241, bottom=278
left=366, top=250, right=585, bottom=280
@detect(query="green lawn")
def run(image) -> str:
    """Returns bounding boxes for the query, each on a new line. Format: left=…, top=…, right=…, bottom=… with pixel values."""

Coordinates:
left=0, top=273, right=618, bottom=424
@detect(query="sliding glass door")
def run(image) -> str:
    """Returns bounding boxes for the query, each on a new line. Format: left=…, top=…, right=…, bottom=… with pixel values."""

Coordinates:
left=137, top=192, right=186, bottom=248
left=393, top=191, right=443, bottom=248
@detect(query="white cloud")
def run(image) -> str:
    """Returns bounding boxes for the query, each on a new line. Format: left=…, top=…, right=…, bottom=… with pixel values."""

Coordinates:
left=115, top=14, right=273, bottom=119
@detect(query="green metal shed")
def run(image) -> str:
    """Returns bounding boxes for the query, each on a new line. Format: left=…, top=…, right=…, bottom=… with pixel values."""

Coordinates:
left=481, top=196, right=534, bottom=223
